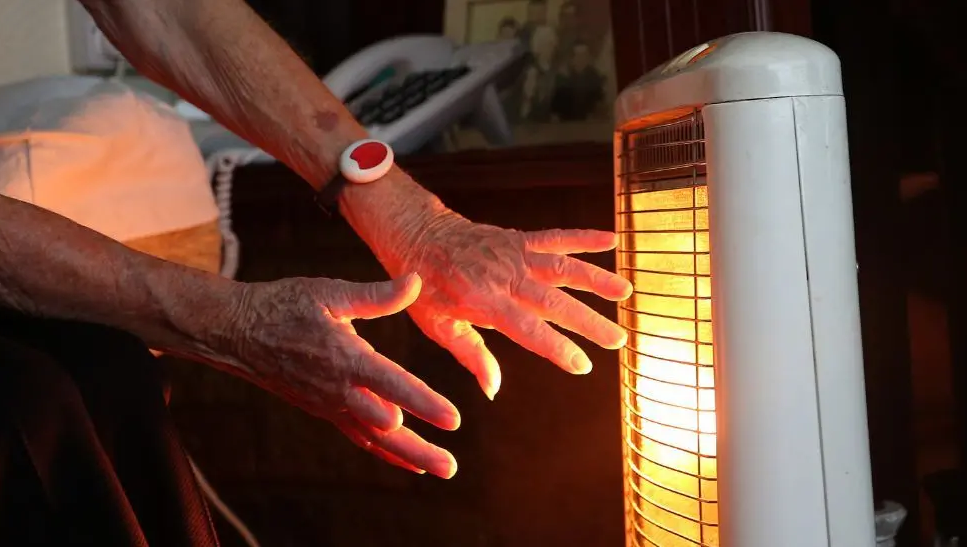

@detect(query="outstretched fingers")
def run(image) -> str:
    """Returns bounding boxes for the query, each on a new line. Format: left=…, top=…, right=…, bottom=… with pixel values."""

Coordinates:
left=527, top=252, right=632, bottom=301
left=348, top=345, right=461, bottom=431
left=522, top=229, right=618, bottom=255
left=413, top=312, right=501, bottom=400
left=345, top=386, right=404, bottom=432
left=493, top=301, right=593, bottom=375
left=335, top=415, right=457, bottom=479
left=335, top=418, right=426, bottom=474
left=516, top=280, right=627, bottom=349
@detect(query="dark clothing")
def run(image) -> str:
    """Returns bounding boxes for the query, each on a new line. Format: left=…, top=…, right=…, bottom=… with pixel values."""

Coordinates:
left=0, top=308, right=219, bottom=546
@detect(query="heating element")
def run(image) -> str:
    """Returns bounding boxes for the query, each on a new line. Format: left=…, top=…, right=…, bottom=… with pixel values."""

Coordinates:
left=617, top=111, right=717, bottom=546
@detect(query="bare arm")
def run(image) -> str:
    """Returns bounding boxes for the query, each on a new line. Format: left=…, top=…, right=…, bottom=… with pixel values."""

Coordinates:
left=0, top=0, right=464, bottom=475
left=0, top=194, right=459, bottom=476
left=0, top=194, right=236, bottom=358
left=79, top=0, right=443, bottom=249
left=81, top=0, right=631, bottom=398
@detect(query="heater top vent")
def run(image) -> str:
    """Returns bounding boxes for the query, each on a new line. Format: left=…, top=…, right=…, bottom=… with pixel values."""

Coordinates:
left=615, top=32, right=842, bottom=130
left=619, top=109, right=705, bottom=191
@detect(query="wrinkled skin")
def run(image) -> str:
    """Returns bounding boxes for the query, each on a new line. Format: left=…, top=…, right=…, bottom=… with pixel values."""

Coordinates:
left=376, top=212, right=634, bottom=399
left=222, top=273, right=459, bottom=478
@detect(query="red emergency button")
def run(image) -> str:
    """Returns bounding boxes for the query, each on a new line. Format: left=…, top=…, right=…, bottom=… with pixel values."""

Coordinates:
left=340, top=139, right=394, bottom=184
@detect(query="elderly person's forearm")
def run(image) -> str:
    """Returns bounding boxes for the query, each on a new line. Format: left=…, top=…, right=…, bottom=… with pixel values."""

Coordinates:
left=77, top=0, right=441, bottom=241
left=0, top=194, right=460, bottom=475
left=0, top=195, right=240, bottom=360
left=77, top=0, right=632, bottom=399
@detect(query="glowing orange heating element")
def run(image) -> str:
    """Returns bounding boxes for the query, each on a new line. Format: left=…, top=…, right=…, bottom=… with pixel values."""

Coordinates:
left=618, top=182, right=718, bottom=547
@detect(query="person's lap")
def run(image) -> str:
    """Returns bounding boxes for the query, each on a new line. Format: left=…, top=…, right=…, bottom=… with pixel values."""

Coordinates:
left=0, top=308, right=218, bottom=546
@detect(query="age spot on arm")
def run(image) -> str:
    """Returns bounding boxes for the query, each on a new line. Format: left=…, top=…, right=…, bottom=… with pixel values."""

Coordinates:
left=314, top=110, right=339, bottom=132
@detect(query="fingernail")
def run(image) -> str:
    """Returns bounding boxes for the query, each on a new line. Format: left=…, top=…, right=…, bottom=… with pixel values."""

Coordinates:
left=569, top=353, right=593, bottom=374
left=620, top=280, right=634, bottom=299
left=397, top=272, right=421, bottom=289
left=441, top=455, right=458, bottom=479
left=610, top=329, right=629, bottom=350
left=481, top=375, right=500, bottom=401
left=430, top=454, right=458, bottom=479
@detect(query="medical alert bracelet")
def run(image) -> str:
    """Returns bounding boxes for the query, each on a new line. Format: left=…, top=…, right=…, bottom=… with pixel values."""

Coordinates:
left=315, top=139, right=394, bottom=215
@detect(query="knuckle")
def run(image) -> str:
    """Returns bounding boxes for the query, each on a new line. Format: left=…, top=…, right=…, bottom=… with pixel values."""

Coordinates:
left=364, top=281, right=384, bottom=304
left=366, top=430, right=386, bottom=448
left=345, top=350, right=370, bottom=381
left=426, top=318, right=450, bottom=341
left=550, top=256, right=569, bottom=277
left=539, top=289, right=561, bottom=311
left=520, top=316, right=544, bottom=338
left=451, top=321, right=478, bottom=344
left=538, top=228, right=559, bottom=240
left=470, top=334, right=487, bottom=354
left=323, top=281, right=353, bottom=315
left=337, top=391, right=355, bottom=415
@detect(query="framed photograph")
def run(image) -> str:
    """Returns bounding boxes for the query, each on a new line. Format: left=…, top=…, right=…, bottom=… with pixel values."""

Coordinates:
left=444, top=0, right=617, bottom=150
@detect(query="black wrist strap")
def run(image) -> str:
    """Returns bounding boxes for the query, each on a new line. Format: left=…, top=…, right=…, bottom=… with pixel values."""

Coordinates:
left=314, top=173, right=350, bottom=217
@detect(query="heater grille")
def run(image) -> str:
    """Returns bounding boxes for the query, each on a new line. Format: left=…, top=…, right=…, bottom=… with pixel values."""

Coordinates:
left=616, top=109, right=718, bottom=547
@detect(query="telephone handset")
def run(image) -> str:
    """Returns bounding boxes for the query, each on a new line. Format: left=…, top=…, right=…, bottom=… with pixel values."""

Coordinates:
left=324, top=35, right=525, bottom=155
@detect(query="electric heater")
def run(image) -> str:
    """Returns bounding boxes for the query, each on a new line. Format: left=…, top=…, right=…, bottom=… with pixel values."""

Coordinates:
left=615, top=32, right=876, bottom=546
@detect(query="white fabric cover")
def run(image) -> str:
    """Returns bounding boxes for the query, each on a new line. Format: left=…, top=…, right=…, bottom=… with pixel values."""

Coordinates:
left=0, top=77, right=218, bottom=242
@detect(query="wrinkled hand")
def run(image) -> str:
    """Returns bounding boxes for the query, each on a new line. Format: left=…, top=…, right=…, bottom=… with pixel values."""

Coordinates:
left=220, top=273, right=459, bottom=478
left=382, top=213, right=634, bottom=399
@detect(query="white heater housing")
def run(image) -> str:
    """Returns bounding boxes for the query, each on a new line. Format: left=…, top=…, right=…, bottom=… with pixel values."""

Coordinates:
left=615, top=32, right=876, bottom=546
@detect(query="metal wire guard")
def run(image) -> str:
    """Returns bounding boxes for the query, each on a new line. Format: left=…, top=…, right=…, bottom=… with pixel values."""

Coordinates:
left=617, top=110, right=718, bottom=547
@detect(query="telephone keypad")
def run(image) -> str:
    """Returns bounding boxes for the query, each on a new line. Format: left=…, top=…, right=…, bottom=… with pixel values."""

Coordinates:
left=379, top=106, right=405, bottom=125
left=403, top=91, right=426, bottom=110
left=354, top=66, right=471, bottom=127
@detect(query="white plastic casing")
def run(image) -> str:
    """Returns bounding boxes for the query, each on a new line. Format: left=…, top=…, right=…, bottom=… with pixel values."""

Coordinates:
left=616, top=32, right=876, bottom=546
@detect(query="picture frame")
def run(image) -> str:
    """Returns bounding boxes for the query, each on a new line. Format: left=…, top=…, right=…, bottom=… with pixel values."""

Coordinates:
left=443, top=0, right=618, bottom=151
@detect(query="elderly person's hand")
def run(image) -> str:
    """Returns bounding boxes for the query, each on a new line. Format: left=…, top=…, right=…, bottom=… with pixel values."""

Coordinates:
left=0, top=193, right=460, bottom=478
left=210, top=273, right=460, bottom=478
left=82, top=0, right=631, bottom=412
left=360, top=204, right=633, bottom=400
